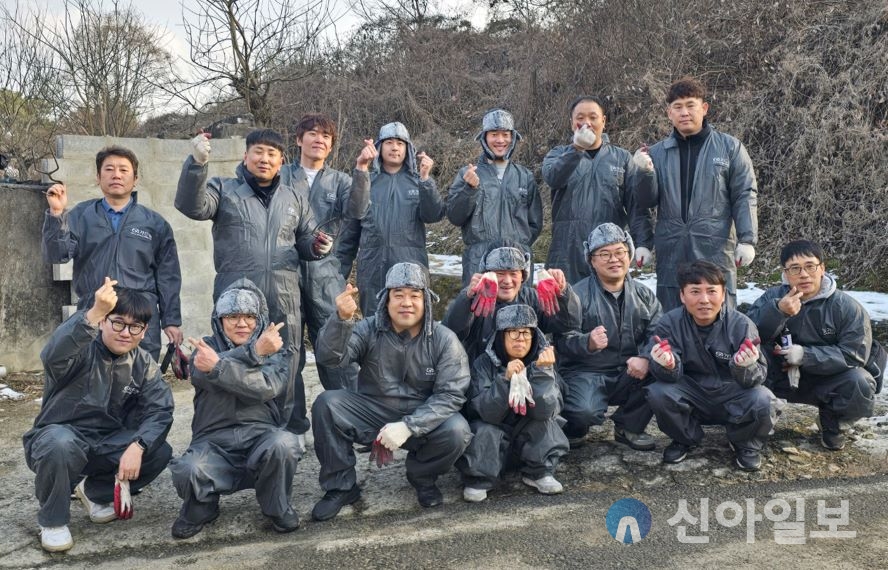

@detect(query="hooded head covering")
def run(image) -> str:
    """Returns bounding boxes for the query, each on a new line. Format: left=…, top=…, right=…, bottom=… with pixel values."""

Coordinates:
left=475, top=108, right=522, bottom=161
left=211, top=278, right=270, bottom=350
left=375, top=262, right=439, bottom=336
left=583, top=222, right=635, bottom=265
left=489, top=304, right=546, bottom=367
left=373, top=121, right=417, bottom=176
left=479, top=246, right=531, bottom=282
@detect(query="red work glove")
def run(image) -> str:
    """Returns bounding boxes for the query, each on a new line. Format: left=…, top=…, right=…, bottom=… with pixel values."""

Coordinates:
left=369, top=440, right=394, bottom=467
left=650, top=335, right=675, bottom=369
left=470, top=271, right=498, bottom=317
left=733, top=338, right=761, bottom=367
left=114, top=478, right=133, bottom=520
left=534, top=269, right=561, bottom=317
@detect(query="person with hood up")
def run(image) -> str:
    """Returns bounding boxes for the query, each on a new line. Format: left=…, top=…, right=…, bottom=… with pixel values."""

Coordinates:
left=23, top=279, right=174, bottom=552
left=169, top=279, right=302, bottom=539
left=457, top=304, right=569, bottom=502
left=442, top=242, right=580, bottom=363
left=176, top=128, right=337, bottom=448
left=337, top=121, right=445, bottom=315
left=747, top=240, right=883, bottom=451
left=554, top=223, right=662, bottom=450
left=311, top=262, right=472, bottom=520
left=446, top=109, right=543, bottom=286
left=543, top=96, right=656, bottom=284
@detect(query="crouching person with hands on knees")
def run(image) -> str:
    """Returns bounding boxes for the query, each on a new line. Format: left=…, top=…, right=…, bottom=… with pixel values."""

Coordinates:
left=457, top=304, right=569, bottom=502
left=311, top=263, right=472, bottom=520
left=169, top=279, right=302, bottom=538
left=23, top=278, right=174, bottom=552
left=644, top=261, right=776, bottom=472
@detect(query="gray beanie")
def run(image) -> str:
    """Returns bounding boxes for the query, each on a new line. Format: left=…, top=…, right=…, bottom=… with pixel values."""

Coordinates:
left=374, top=121, right=417, bottom=175
left=583, top=223, right=635, bottom=262
left=474, top=108, right=522, bottom=161
left=215, top=288, right=262, bottom=317
left=479, top=247, right=530, bottom=280
left=495, top=304, right=538, bottom=331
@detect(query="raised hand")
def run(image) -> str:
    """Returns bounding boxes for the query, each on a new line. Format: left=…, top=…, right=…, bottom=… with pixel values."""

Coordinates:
left=535, top=269, right=561, bottom=317
left=417, top=151, right=434, bottom=180
left=733, top=337, right=760, bottom=368
left=45, top=183, right=68, bottom=215
left=463, top=164, right=480, bottom=188
left=536, top=346, right=556, bottom=367
left=255, top=322, right=285, bottom=356
left=650, top=335, right=675, bottom=370
left=632, top=145, right=653, bottom=172
left=356, top=138, right=378, bottom=171
left=188, top=337, right=220, bottom=373
left=191, top=133, right=212, bottom=165
left=469, top=271, right=498, bottom=317
left=778, top=286, right=804, bottom=316
left=336, top=283, right=359, bottom=320
left=572, top=125, right=597, bottom=150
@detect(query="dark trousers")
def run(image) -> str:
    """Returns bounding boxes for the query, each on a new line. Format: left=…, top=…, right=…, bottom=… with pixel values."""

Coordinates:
left=768, top=365, right=875, bottom=429
left=561, top=370, right=653, bottom=438
left=645, top=379, right=774, bottom=452
left=24, top=424, right=172, bottom=527
left=169, top=428, right=302, bottom=524
left=311, top=390, right=471, bottom=491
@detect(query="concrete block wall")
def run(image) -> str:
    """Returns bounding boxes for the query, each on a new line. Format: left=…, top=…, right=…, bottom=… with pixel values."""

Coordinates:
left=39, top=135, right=245, bottom=364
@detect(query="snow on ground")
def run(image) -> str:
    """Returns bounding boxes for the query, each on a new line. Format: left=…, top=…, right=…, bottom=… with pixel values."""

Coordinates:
left=0, top=384, right=25, bottom=401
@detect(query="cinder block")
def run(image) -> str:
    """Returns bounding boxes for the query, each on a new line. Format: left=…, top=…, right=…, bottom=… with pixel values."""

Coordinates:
left=61, top=305, right=78, bottom=320
left=52, top=262, right=73, bottom=281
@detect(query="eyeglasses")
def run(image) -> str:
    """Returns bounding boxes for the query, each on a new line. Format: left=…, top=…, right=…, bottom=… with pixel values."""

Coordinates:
left=108, top=319, right=146, bottom=335
left=222, top=314, right=257, bottom=324
left=784, top=263, right=822, bottom=276
left=591, top=249, right=629, bottom=262
left=506, top=329, right=533, bottom=340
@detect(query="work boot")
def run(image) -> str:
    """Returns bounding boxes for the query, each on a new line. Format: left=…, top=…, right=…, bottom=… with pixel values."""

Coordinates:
left=40, top=526, right=73, bottom=552
left=268, top=507, right=300, bottom=533
left=415, top=484, right=444, bottom=508
left=734, top=448, right=762, bottom=471
left=74, top=479, right=116, bottom=523
left=663, top=441, right=691, bottom=464
left=312, top=485, right=361, bottom=521
left=614, top=427, right=656, bottom=451
left=819, top=409, right=845, bottom=450
left=521, top=475, right=564, bottom=495
left=171, top=511, right=219, bottom=540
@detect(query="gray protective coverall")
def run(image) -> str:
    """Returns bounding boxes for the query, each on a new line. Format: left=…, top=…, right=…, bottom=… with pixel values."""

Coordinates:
left=442, top=285, right=581, bottom=363
left=169, top=279, right=301, bottom=525
left=638, top=126, right=758, bottom=310
left=337, top=168, right=445, bottom=315
left=42, top=195, right=182, bottom=359
left=457, top=329, right=569, bottom=489
left=542, top=135, right=656, bottom=284
left=554, top=273, right=662, bottom=438
left=645, top=306, right=774, bottom=452
left=446, top=159, right=543, bottom=285
left=312, top=286, right=472, bottom=492
left=746, top=275, right=876, bottom=426
left=175, top=158, right=324, bottom=435
left=23, top=312, right=174, bottom=527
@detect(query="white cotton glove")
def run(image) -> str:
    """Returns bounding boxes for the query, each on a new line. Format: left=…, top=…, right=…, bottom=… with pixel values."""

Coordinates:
left=631, top=147, right=654, bottom=173
left=191, top=134, right=211, bottom=165
left=787, top=366, right=801, bottom=389
left=377, top=421, right=412, bottom=451
left=734, top=243, right=755, bottom=268
left=634, top=246, right=652, bottom=268
left=778, top=344, right=804, bottom=366
left=508, top=368, right=535, bottom=416
left=572, top=125, right=597, bottom=150
left=733, top=338, right=760, bottom=368
left=114, top=477, right=133, bottom=520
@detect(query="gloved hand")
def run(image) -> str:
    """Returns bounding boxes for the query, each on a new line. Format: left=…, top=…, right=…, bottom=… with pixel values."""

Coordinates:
left=313, top=231, right=333, bottom=256
left=787, top=366, right=801, bottom=389
left=114, top=478, right=133, bottom=520
left=777, top=344, right=804, bottom=366
left=734, top=243, right=756, bottom=268
left=508, top=368, right=535, bottom=415
left=190, top=133, right=211, bottom=165
left=469, top=271, right=498, bottom=317
left=635, top=246, right=652, bottom=268
left=631, top=145, right=653, bottom=173
left=534, top=269, right=561, bottom=317
left=377, top=421, right=412, bottom=452
left=733, top=338, right=760, bottom=368
left=651, top=335, right=675, bottom=369
left=369, top=439, right=394, bottom=467
left=572, top=125, right=597, bottom=150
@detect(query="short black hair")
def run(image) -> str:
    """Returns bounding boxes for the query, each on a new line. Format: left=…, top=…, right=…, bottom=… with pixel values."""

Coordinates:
left=246, top=129, right=286, bottom=153
left=294, top=113, right=337, bottom=146
left=666, top=77, right=707, bottom=104
left=95, top=146, right=139, bottom=177
left=110, top=287, right=153, bottom=324
left=678, top=260, right=726, bottom=289
left=780, top=240, right=824, bottom=266
left=568, top=95, right=607, bottom=118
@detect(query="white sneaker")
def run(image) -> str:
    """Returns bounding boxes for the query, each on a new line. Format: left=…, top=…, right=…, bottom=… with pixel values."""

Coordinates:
left=522, top=475, right=564, bottom=495
left=40, top=525, right=73, bottom=552
left=74, top=479, right=117, bottom=523
left=462, top=487, right=488, bottom=502
left=296, top=434, right=306, bottom=454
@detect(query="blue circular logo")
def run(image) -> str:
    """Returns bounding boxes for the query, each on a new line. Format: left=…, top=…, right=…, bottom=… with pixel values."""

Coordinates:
left=606, top=498, right=652, bottom=544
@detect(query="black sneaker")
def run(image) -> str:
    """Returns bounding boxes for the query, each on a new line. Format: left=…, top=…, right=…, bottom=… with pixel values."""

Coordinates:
left=614, top=427, right=656, bottom=451
left=415, top=484, right=443, bottom=508
left=819, top=408, right=845, bottom=450
left=171, top=512, right=219, bottom=540
left=269, top=507, right=301, bottom=533
left=821, top=430, right=845, bottom=451
left=663, top=441, right=691, bottom=464
left=312, top=485, right=362, bottom=521
left=735, top=449, right=762, bottom=471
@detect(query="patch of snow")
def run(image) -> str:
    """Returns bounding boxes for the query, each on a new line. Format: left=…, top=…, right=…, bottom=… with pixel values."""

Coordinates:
left=0, top=386, right=25, bottom=401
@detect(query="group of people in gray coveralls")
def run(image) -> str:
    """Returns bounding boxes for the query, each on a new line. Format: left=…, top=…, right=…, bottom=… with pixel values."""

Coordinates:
left=25, top=75, right=883, bottom=553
